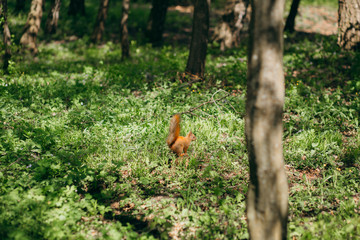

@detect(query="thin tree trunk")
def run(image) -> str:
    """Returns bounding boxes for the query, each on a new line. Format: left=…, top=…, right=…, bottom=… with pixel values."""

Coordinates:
left=45, top=0, right=61, bottom=35
left=146, top=0, right=168, bottom=46
left=284, top=0, right=301, bottom=32
left=213, top=0, right=249, bottom=51
left=120, top=0, right=130, bottom=59
left=91, top=0, right=109, bottom=43
left=15, top=0, right=26, bottom=12
left=1, top=0, right=11, bottom=72
left=185, top=0, right=210, bottom=79
left=246, top=0, right=288, bottom=239
left=338, top=0, right=360, bottom=50
left=68, top=0, right=85, bottom=16
left=20, top=0, right=43, bottom=55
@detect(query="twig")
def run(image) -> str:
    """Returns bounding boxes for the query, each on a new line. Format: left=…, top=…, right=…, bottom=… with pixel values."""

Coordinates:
left=189, top=111, right=207, bottom=119
left=211, top=89, right=226, bottom=114
left=217, top=102, right=232, bottom=113
left=199, top=110, right=215, bottom=118
left=211, top=89, right=227, bottom=128
left=176, top=72, right=204, bottom=88
left=0, top=157, right=23, bottom=173
left=227, top=100, right=240, bottom=114
left=179, top=92, right=230, bottom=115
left=217, top=101, right=240, bottom=115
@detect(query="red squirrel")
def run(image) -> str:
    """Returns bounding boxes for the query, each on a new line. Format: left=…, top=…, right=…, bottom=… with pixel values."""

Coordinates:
left=166, top=114, right=196, bottom=156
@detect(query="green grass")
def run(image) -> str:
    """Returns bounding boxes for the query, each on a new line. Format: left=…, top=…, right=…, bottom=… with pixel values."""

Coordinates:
left=300, top=0, right=338, bottom=8
left=1, top=1, right=360, bottom=239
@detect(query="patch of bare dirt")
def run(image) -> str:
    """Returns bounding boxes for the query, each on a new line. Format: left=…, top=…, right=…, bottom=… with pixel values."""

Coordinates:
left=295, top=6, right=338, bottom=35
left=168, top=5, right=193, bottom=14
left=286, top=165, right=322, bottom=181
left=285, top=165, right=322, bottom=194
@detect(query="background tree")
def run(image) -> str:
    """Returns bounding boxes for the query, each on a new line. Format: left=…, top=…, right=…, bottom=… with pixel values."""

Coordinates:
left=338, top=0, right=360, bottom=50
left=91, top=0, right=109, bottom=43
left=146, top=0, right=168, bottom=46
left=284, top=0, right=301, bottom=32
left=1, top=0, right=11, bottom=71
left=68, top=0, right=85, bottom=16
left=185, top=0, right=210, bottom=79
left=20, top=0, right=43, bottom=54
left=120, top=0, right=130, bottom=59
left=45, top=0, right=61, bottom=35
left=245, top=0, right=288, bottom=239
left=213, top=0, right=249, bottom=51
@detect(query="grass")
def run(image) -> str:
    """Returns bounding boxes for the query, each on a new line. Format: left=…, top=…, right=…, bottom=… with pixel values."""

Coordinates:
left=1, top=0, right=360, bottom=239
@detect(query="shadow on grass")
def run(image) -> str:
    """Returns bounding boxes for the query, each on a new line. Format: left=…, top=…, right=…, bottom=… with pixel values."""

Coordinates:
left=284, top=31, right=360, bottom=89
left=342, top=145, right=360, bottom=167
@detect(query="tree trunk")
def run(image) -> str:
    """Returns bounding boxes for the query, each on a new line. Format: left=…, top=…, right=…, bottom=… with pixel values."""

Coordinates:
left=68, top=0, right=85, bottom=16
left=20, top=0, right=43, bottom=55
left=245, top=0, right=288, bottom=239
left=146, top=0, right=168, bottom=46
left=120, top=0, right=130, bottom=59
left=45, top=0, right=61, bottom=35
left=213, top=0, right=249, bottom=51
left=91, top=0, right=109, bottom=43
left=338, top=0, right=360, bottom=50
left=1, top=0, right=12, bottom=72
left=185, top=0, right=210, bottom=79
left=15, top=0, right=26, bottom=12
left=284, top=0, right=301, bottom=32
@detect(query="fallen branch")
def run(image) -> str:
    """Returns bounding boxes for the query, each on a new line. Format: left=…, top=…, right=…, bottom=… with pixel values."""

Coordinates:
left=0, top=157, right=23, bottom=173
left=179, top=91, right=231, bottom=115
left=188, top=111, right=207, bottom=119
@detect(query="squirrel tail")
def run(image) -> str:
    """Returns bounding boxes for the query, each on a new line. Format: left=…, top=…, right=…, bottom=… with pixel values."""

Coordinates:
left=166, top=114, right=181, bottom=147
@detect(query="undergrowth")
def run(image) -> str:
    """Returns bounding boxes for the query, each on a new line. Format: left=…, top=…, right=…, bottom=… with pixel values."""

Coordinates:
left=0, top=1, right=359, bottom=239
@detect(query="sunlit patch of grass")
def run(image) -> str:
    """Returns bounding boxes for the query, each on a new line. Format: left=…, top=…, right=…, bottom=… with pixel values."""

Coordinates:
left=1, top=0, right=359, bottom=238
left=1, top=35, right=360, bottom=238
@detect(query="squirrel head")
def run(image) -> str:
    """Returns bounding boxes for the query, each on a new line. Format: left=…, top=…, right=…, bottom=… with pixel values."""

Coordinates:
left=188, top=131, right=196, bottom=141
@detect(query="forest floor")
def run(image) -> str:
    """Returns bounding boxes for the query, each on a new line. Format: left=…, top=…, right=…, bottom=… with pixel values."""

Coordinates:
left=167, top=4, right=338, bottom=40
left=295, top=5, right=337, bottom=35
left=1, top=1, right=359, bottom=239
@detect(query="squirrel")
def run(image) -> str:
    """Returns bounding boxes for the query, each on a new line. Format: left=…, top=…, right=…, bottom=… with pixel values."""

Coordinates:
left=166, top=114, right=196, bottom=157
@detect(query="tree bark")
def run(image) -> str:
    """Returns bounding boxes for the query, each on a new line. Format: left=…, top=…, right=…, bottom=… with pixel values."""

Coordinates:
left=91, top=0, right=109, bottom=43
left=185, top=0, right=210, bottom=79
left=45, top=0, right=61, bottom=35
left=146, top=0, right=168, bottom=46
left=120, top=0, right=130, bottom=59
left=20, top=0, right=43, bottom=55
left=284, top=0, right=301, bottom=32
left=245, top=0, right=288, bottom=239
left=338, top=0, right=360, bottom=50
left=1, top=0, right=11, bottom=72
left=213, top=0, right=249, bottom=51
left=15, top=0, right=26, bottom=12
left=68, top=0, right=85, bottom=16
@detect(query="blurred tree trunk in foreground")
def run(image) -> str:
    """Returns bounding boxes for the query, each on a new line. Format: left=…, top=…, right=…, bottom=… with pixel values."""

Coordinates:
left=146, top=0, right=168, bottom=46
left=15, top=0, right=26, bottom=12
left=185, top=0, right=210, bottom=79
left=213, top=0, right=249, bottom=51
left=246, top=0, right=288, bottom=239
left=338, top=0, right=360, bottom=50
left=45, top=0, right=61, bottom=35
left=20, top=0, right=43, bottom=55
left=68, top=0, right=85, bottom=16
left=1, top=0, right=11, bottom=71
left=120, top=0, right=130, bottom=59
left=91, top=0, right=109, bottom=43
left=284, top=0, right=301, bottom=32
